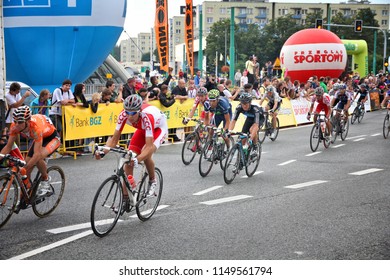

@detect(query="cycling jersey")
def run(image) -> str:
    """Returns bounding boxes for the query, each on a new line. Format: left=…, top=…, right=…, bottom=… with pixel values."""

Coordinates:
left=10, top=114, right=56, bottom=142
left=205, top=97, right=231, bottom=115
left=334, top=91, right=352, bottom=104
left=233, top=104, right=265, bottom=133
left=311, top=94, right=331, bottom=115
left=116, top=103, right=168, bottom=154
left=192, top=96, right=211, bottom=112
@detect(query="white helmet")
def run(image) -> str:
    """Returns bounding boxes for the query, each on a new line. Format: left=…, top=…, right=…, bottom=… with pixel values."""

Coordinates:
left=124, top=95, right=143, bottom=111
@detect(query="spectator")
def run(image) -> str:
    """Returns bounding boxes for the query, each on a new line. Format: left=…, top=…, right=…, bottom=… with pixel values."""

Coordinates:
left=240, top=70, right=248, bottom=88
left=138, top=88, right=149, bottom=103
left=217, top=83, right=233, bottom=101
left=148, top=67, right=173, bottom=99
left=194, top=70, right=201, bottom=88
left=234, top=69, right=242, bottom=87
left=245, top=55, right=255, bottom=84
left=100, top=88, right=112, bottom=105
left=106, top=80, right=123, bottom=103
left=204, top=74, right=218, bottom=92
left=30, top=89, right=51, bottom=116
left=145, top=68, right=150, bottom=82
left=187, top=79, right=197, bottom=98
left=122, top=77, right=137, bottom=100
left=49, top=79, right=75, bottom=139
left=72, top=84, right=89, bottom=108
left=90, top=92, right=101, bottom=113
left=5, top=82, right=31, bottom=129
left=158, top=85, right=175, bottom=107
left=171, top=79, right=188, bottom=142
left=267, top=61, right=273, bottom=78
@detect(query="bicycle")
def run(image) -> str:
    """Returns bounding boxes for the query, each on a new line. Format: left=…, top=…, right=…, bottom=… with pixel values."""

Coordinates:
left=330, top=108, right=349, bottom=143
left=223, top=132, right=262, bottom=184
left=181, top=118, right=209, bottom=165
left=259, top=111, right=279, bottom=143
left=309, top=113, right=332, bottom=152
left=0, top=154, right=65, bottom=228
left=90, top=145, right=163, bottom=237
left=383, top=107, right=390, bottom=139
left=351, top=101, right=365, bottom=124
left=198, top=127, right=234, bottom=177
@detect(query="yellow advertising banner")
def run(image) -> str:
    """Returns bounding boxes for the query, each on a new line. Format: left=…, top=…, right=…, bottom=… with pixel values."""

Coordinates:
left=155, top=0, right=169, bottom=72
left=259, top=98, right=296, bottom=127
left=185, top=0, right=194, bottom=76
left=63, top=100, right=200, bottom=141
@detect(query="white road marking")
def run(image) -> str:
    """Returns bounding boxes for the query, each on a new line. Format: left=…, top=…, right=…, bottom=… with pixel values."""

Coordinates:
left=241, top=171, right=264, bottom=178
left=193, top=185, right=223, bottom=196
left=9, top=230, right=93, bottom=260
left=305, top=151, right=322, bottom=156
left=284, top=180, right=328, bottom=189
left=349, top=168, right=383, bottom=176
left=346, top=135, right=367, bottom=140
left=200, top=195, right=252, bottom=205
left=353, top=138, right=365, bottom=142
left=278, top=159, right=297, bottom=166
left=331, top=144, right=346, bottom=148
left=47, top=220, right=120, bottom=234
left=129, top=204, right=170, bottom=218
left=371, top=133, right=381, bottom=137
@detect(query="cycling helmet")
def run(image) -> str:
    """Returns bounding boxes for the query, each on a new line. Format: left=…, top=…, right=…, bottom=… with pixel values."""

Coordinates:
left=208, top=89, right=220, bottom=100
left=197, top=87, right=207, bottom=96
left=339, top=84, right=347, bottom=90
left=266, top=85, right=275, bottom=93
left=332, top=83, right=340, bottom=90
left=315, top=87, right=324, bottom=96
left=13, top=105, right=31, bottom=123
left=124, top=94, right=143, bottom=111
left=239, top=91, right=252, bottom=103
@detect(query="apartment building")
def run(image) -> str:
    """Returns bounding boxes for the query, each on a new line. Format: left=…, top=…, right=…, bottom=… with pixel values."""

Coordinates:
left=120, top=32, right=152, bottom=64
left=202, top=0, right=389, bottom=34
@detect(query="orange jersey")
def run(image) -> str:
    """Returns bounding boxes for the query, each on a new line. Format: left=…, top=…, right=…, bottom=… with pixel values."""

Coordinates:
left=10, top=114, right=56, bottom=142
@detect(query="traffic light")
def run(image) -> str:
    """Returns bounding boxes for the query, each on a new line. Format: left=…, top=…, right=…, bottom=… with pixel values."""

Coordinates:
left=354, top=20, right=362, bottom=32
left=315, top=19, right=323, bottom=29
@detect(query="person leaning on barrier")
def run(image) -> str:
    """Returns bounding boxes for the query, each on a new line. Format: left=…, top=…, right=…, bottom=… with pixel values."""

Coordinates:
left=49, top=79, right=75, bottom=140
left=105, top=80, right=123, bottom=103
left=72, top=84, right=89, bottom=108
left=30, top=89, right=51, bottom=116
left=158, top=85, right=175, bottom=108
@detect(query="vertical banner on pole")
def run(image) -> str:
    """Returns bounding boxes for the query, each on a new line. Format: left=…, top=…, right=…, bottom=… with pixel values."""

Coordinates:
left=155, top=0, right=169, bottom=72
left=185, top=0, right=194, bottom=77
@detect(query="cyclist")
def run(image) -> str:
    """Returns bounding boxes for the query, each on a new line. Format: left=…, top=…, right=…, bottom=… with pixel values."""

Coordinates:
left=328, top=82, right=339, bottom=96
left=307, top=87, right=332, bottom=140
left=259, top=85, right=281, bottom=139
left=182, top=86, right=210, bottom=124
left=381, top=85, right=390, bottom=108
left=229, top=92, right=264, bottom=144
left=95, top=95, right=168, bottom=197
left=331, top=84, right=352, bottom=121
left=352, top=83, right=369, bottom=110
left=0, top=106, right=61, bottom=196
left=204, top=89, right=232, bottom=149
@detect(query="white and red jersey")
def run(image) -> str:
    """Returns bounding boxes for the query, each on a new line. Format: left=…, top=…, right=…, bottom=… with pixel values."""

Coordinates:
left=311, top=93, right=331, bottom=106
left=116, top=104, right=166, bottom=138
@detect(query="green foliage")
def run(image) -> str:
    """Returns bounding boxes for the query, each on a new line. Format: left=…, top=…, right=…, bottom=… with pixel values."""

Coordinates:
left=205, top=9, right=389, bottom=76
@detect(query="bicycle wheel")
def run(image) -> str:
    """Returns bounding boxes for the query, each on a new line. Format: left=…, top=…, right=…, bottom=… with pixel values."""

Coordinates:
left=383, top=113, right=390, bottom=139
left=0, top=174, right=18, bottom=228
left=357, top=107, right=365, bottom=123
left=181, top=132, right=198, bottom=165
left=323, top=127, right=331, bottom=149
left=245, top=142, right=261, bottom=177
left=32, top=166, right=65, bottom=218
left=224, top=144, right=241, bottom=184
left=340, top=118, right=349, bottom=141
left=90, top=176, right=122, bottom=237
left=136, top=167, right=163, bottom=221
left=259, top=121, right=268, bottom=144
left=219, top=135, right=235, bottom=170
left=309, top=124, right=320, bottom=152
left=198, top=140, right=215, bottom=177
left=351, top=107, right=358, bottom=124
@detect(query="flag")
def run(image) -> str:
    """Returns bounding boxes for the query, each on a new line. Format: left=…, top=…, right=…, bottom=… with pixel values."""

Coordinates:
left=220, top=53, right=223, bottom=61
left=185, top=0, right=194, bottom=76
left=226, top=55, right=230, bottom=65
left=155, top=0, right=169, bottom=72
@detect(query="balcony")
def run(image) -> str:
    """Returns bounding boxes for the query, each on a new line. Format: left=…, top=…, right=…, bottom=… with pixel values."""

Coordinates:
left=292, top=14, right=302, bottom=19
left=255, top=14, right=267, bottom=19
left=236, top=13, right=247, bottom=19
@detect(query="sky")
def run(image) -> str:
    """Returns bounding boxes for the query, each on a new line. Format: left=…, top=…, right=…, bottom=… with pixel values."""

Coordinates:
left=121, top=0, right=388, bottom=41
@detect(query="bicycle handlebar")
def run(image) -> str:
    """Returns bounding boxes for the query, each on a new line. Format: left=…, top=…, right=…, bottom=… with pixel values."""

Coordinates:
left=94, top=144, right=136, bottom=158
left=0, top=153, right=26, bottom=167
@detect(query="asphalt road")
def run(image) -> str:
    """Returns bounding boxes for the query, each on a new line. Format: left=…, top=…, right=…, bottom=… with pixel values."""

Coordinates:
left=0, top=109, right=389, bottom=260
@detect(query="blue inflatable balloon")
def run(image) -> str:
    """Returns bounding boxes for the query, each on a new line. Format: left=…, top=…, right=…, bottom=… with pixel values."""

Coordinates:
left=4, top=0, right=127, bottom=91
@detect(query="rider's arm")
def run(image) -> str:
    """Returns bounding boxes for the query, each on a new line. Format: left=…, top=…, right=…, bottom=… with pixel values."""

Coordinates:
left=229, top=119, right=236, bottom=131
left=223, top=113, right=230, bottom=131
left=105, top=129, right=121, bottom=149
left=0, top=134, right=17, bottom=157
left=204, top=112, right=210, bottom=126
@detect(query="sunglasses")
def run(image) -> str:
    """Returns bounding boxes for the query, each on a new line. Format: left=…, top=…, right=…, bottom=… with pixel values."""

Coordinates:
left=125, top=111, right=138, bottom=116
